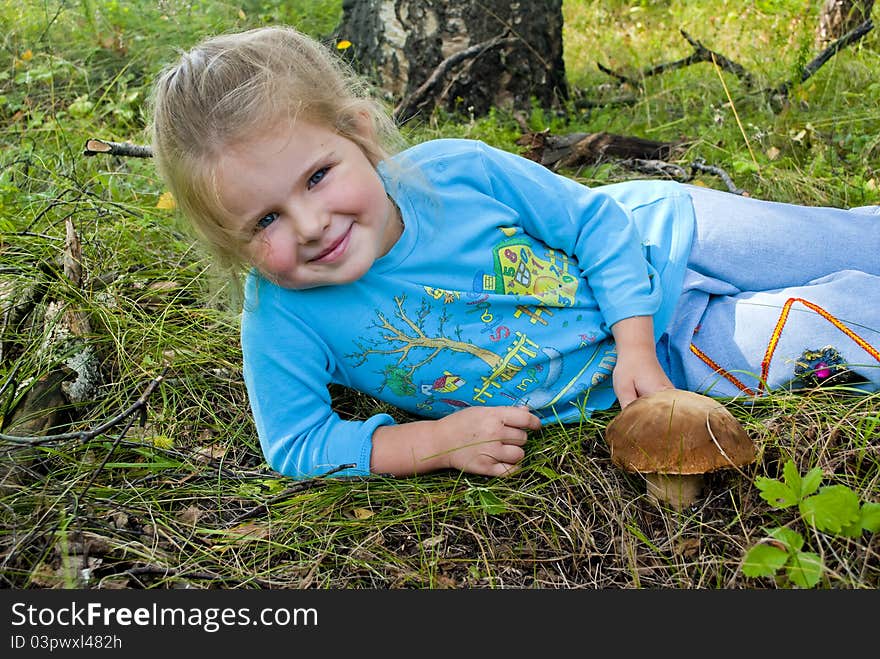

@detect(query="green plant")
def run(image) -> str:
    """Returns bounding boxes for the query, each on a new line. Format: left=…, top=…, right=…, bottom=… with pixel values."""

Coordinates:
left=742, top=459, right=880, bottom=588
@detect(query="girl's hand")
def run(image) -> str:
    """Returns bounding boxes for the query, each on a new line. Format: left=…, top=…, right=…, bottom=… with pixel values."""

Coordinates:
left=371, top=405, right=542, bottom=477
left=609, top=315, right=673, bottom=408
left=435, top=405, right=542, bottom=477
left=612, top=347, right=674, bottom=408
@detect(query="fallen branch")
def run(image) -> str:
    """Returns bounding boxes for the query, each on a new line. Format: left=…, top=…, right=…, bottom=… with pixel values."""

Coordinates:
left=516, top=126, right=747, bottom=194
left=0, top=368, right=168, bottom=446
left=620, top=157, right=747, bottom=195
left=689, top=158, right=747, bottom=195
left=82, top=138, right=153, bottom=158
left=516, top=128, right=684, bottom=169
left=592, top=21, right=873, bottom=111
left=597, top=29, right=754, bottom=90
left=767, top=18, right=874, bottom=99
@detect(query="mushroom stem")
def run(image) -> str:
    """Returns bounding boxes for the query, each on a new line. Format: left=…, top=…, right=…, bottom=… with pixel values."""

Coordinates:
left=645, top=473, right=704, bottom=510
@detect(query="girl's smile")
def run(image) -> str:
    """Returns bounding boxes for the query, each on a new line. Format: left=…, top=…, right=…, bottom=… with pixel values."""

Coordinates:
left=309, top=224, right=351, bottom=264
left=216, top=118, right=401, bottom=289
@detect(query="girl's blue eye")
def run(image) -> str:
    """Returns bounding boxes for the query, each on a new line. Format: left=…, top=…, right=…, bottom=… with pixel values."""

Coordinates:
left=308, top=167, right=328, bottom=189
left=256, top=212, right=278, bottom=230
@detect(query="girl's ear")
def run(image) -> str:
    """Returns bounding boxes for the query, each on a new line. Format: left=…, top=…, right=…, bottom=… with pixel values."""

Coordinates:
left=350, top=108, right=376, bottom=141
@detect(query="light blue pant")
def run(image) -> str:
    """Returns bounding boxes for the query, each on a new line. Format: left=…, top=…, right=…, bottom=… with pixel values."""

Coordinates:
left=660, top=184, right=880, bottom=398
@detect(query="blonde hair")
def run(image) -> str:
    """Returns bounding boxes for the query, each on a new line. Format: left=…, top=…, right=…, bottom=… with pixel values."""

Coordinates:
left=149, top=25, right=403, bottom=276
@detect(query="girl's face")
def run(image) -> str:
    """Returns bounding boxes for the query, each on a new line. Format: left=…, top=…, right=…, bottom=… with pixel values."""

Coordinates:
left=215, top=118, right=401, bottom=289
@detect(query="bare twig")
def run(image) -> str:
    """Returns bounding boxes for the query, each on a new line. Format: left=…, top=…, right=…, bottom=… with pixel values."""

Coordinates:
left=596, top=62, right=637, bottom=86
left=768, top=18, right=874, bottom=99
left=82, top=138, right=153, bottom=158
left=621, top=158, right=690, bottom=180
left=597, top=29, right=754, bottom=90
left=620, top=157, right=746, bottom=195
left=595, top=21, right=873, bottom=110
left=0, top=368, right=168, bottom=446
left=689, top=158, right=747, bottom=195
left=676, top=30, right=753, bottom=88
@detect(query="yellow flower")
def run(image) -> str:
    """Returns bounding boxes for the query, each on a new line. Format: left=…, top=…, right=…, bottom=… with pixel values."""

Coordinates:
left=156, top=191, right=176, bottom=210
left=336, top=40, right=352, bottom=50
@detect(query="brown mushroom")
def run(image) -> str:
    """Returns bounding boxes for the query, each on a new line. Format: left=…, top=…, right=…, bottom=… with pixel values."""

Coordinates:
left=604, top=389, right=757, bottom=510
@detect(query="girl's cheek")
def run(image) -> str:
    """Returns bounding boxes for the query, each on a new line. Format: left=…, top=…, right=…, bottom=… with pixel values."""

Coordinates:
left=261, top=234, right=299, bottom=275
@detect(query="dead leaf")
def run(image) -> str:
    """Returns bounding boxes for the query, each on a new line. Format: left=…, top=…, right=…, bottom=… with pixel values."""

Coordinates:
left=193, top=443, right=227, bottom=462
left=352, top=507, right=374, bottom=519
left=211, top=522, right=272, bottom=553
left=420, top=534, right=445, bottom=549
left=433, top=573, right=458, bottom=588
left=177, top=505, right=203, bottom=526
left=675, top=537, right=701, bottom=558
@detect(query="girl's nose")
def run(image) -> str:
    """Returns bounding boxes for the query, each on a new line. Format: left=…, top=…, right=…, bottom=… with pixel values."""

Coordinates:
left=293, top=209, right=330, bottom=244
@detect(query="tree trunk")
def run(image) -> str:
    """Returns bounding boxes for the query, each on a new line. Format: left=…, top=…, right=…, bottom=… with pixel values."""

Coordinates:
left=817, top=0, right=874, bottom=48
left=335, top=0, right=568, bottom=124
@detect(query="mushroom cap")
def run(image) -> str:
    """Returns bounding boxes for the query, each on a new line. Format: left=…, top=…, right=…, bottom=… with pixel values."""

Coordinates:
left=605, top=389, right=756, bottom=475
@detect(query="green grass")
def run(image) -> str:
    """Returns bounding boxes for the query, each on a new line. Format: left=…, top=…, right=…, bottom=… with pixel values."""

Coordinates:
left=1, top=0, right=878, bottom=589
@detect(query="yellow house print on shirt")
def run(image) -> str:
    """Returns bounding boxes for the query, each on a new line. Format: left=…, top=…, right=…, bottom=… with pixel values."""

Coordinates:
left=486, top=237, right=579, bottom=307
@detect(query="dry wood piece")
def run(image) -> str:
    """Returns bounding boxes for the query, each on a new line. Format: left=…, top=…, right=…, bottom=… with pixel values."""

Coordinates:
left=516, top=129, right=683, bottom=170
left=2, top=218, right=101, bottom=438
left=83, top=139, right=153, bottom=158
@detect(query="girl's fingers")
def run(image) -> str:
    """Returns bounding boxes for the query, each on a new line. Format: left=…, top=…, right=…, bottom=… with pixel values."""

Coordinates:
left=502, top=406, right=543, bottom=430
left=497, top=444, right=525, bottom=464
left=484, top=446, right=526, bottom=476
left=499, top=428, right=529, bottom=446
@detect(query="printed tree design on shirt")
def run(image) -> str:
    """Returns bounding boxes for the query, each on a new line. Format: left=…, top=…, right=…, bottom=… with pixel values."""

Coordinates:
left=347, top=295, right=553, bottom=406
left=347, top=295, right=502, bottom=394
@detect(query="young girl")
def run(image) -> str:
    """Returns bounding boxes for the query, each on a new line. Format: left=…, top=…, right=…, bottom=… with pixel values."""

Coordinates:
left=150, top=26, right=880, bottom=480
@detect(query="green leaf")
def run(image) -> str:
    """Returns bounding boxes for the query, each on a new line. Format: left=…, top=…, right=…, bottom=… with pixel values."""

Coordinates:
left=67, top=95, right=94, bottom=118
left=731, top=158, right=760, bottom=175
left=533, top=465, right=561, bottom=480
left=782, top=459, right=802, bottom=490
left=799, top=466, right=823, bottom=498
left=769, top=526, right=805, bottom=552
left=799, top=484, right=861, bottom=534
left=859, top=502, right=880, bottom=533
left=742, top=543, right=789, bottom=578
left=837, top=500, right=879, bottom=538
left=477, top=488, right=508, bottom=515
left=786, top=551, right=823, bottom=589
left=839, top=518, right=863, bottom=538
left=465, top=487, right=509, bottom=515
left=756, top=476, right=798, bottom=508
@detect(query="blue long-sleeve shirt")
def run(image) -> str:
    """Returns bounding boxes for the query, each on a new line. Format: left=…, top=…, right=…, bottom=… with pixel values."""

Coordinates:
left=241, top=138, right=696, bottom=478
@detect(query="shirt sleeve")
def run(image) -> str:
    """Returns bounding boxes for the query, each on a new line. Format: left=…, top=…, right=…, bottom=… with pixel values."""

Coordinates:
left=473, top=140, right=661, bottom=331
left=241, top=278, right=396, bottom=480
